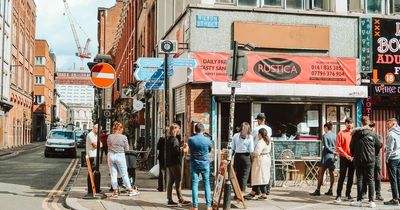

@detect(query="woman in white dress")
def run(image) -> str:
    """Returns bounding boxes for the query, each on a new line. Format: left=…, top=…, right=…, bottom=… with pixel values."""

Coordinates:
left=246, top=128, right=271, bottom=200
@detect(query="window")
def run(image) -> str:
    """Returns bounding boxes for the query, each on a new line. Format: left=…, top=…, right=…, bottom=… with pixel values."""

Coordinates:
left=311, top=0, right=330, bottom=10
left=48, top=90, right=52, bottom=98
left=12, top=22, right=16, bottom=45
left=390, top=0, right=400, bottom=13
left=19, top=31, right=24, bottom=54
left=348, top=0, right=362, bottom=12
left=326, top=105, right=352, bottom=133
left=35, top=76, right=44, bottom=84
left=367, top=0, right=383, bottom=14
left=264, top=0, right=282, bottom=6
left=215, top=0, right=234, bottom=3
left=238, top=0, right=259, bottom=6
left=35, top=56, right=46, bottom=65
left=286, top=0, right=304, bottom=9
left=34, top=95, right=45, bottom=104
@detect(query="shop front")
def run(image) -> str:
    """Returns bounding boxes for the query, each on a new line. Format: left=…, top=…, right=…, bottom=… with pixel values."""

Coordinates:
left=190, top=51, right=367, bottom=182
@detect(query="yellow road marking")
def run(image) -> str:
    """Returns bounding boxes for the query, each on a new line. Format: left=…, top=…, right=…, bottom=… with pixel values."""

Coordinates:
left=51, top=159, right=78, bottom=210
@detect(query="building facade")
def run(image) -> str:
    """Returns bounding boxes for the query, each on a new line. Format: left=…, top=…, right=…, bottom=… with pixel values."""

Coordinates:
left=32, top=40, right=55, bottom=141
left=8, top=0, right=36, bottom=147
left=55, top=69, right=94, bottom=130
left=0, top=0, right=13, bottom=149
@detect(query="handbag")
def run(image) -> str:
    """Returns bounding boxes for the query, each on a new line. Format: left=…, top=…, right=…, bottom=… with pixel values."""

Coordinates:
left=149, top=163, right=160, bottom=178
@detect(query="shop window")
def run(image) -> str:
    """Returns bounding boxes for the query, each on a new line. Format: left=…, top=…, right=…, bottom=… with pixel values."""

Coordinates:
left=263, top=0, right=282, bottom=7
left=390, top=0, right=400, bottom=14
left=286, top=0, right=304, bottom=9
left=238, top=0, right=259, bottom=7
left=256, top=103, right=322, bottom=139
left=326, top=105, right=352, bottom=134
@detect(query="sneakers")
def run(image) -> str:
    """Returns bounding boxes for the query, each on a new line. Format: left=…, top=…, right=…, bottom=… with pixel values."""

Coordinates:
left=350, top=201, right=362, bottom=207
left=309, top=190, right=321, bottom=196
left=344, top=195, right=354, bottom=202
left=384, top=199, right=400, bottom=205
left=375, top=194, right=384, bottom=201
left=324, top=190, right=333, bottom=196
left=334, top=196, right=342, bottom=203
left=179, top=200, right=191, bottom=206
left=167, top=201, right=179, bottom=207
left=128, top=189, right=139, bottom=196
left=257, top=195, right=268, bottom=200
left=369, top=201, right=376, bottom=208
left=244, top=194, right=257, bottom=200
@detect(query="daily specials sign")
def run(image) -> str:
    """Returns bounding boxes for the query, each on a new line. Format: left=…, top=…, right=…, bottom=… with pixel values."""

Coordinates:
left=373, top=18, right=400, bottom=85
left=193, top=52, right=356, bottom=85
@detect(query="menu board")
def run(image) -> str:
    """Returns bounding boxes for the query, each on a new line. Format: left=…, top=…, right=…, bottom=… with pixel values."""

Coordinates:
left=273, top=140, right=321, bottom=159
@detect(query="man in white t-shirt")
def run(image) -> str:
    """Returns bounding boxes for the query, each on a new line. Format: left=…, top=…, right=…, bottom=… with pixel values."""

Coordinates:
left=86, top=124, right=101, bottom=160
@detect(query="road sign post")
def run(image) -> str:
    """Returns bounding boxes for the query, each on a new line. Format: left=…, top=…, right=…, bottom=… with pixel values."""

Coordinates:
left=88, top=63, right=116, bottom=199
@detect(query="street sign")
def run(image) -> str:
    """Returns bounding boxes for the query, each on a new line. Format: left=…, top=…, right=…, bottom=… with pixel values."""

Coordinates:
left=137, top=57, right=164, bottom=68
left=134, top=67, right=173, bottom=81
left=90, top=63, right=116, bottom=88
left=133, top=100, right=144, bottom=111
left=144, top=82, right=165, bottom=90
left=227, top=81, right=241, bottom=88
left=169, top=58, right=198, bottom=68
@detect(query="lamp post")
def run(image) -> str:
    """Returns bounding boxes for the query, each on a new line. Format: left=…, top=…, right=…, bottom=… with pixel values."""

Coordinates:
left=223, top=41, right=255, bottom=210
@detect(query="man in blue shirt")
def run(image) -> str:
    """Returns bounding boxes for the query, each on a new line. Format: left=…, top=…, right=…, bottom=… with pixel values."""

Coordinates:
left=188, top=123, right=212, bottom=210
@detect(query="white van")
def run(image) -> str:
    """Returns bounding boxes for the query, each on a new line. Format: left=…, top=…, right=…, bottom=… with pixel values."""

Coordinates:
left=44, top=129, right=76, bottom=158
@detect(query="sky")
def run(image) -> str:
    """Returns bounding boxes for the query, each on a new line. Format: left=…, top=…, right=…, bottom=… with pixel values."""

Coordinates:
left=35, top=0, right=116, bottom=70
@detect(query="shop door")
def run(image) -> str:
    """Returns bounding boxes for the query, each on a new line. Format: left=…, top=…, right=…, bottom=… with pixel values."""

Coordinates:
left=220, top=102, right=251, bottom=148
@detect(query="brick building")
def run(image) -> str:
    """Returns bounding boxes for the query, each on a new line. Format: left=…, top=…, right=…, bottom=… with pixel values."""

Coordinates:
left=8, top=0, right=36, bottom=146
left=32, top=40, right=56, bottom=141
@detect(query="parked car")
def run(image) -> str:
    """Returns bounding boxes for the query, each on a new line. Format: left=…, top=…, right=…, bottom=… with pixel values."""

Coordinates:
left=75, top=130, right=87, bottom=148
left=44, top=129, right=76, bottom=158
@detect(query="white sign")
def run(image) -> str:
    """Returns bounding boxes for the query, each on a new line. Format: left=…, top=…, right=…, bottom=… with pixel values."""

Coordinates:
left=133, top=100, right=144, bottom=111
left=227, top=81, right=241, bottom=88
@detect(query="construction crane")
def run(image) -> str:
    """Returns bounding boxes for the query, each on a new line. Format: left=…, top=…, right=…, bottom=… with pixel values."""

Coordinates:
left=62, top=0, right=91, bottom=61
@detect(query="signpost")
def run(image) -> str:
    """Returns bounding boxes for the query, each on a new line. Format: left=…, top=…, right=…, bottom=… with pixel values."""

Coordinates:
left=144, top=81, right=165, bottom=90
left=87, top=62, right=116, bottom=199
left=134, top=67, right=173, bottom=81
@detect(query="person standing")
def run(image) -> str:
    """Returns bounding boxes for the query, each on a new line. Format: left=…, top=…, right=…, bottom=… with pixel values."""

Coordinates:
left=232, top=122, right=254, bottom=193
left=188, top=123, right=212, bottom=210
left=245, top=128, right=271, bottom=200
left=334, top=118, right=355, bottom=203
left=100, top=130, right=108, bottom=164
left=310, top=122, right=337, bottom=196
left=157, top=137, right=166, bottom=192
left=86, top=124, right=101, bottom=193
left=165, top=123, right=191, bottom=207
left=384, top=118, right=400, bottom=206
left=350, top=116, right=380, bottom=208
left=362, top=122, right=383, bottom=201
left=107, top=121, right=138, bottom=197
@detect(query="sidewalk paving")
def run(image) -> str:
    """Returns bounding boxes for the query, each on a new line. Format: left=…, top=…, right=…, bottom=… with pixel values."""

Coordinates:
left=66, top=161, right=400, bottom=210
left=0, top=141, right=45, bottom=158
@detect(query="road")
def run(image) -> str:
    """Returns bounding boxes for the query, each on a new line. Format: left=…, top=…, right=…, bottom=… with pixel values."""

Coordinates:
left=0, top=145, right=79, bottom=210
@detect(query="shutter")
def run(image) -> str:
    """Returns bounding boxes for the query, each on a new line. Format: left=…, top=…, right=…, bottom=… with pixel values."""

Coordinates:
left=175, top=86, right=185, bottom=114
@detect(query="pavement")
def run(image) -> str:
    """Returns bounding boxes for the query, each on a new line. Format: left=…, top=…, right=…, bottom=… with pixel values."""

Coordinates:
left=66, top=159, right=400, bottom=210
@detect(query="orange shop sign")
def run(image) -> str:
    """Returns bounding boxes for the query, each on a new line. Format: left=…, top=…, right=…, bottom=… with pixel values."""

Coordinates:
left=193, top=52, right=357, bottom=85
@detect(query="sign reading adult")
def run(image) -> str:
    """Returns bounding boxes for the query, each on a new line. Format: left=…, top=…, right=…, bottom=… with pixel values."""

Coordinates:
left=372, top=18, right=400, bottom=85
left=90, top=63, right=116, bottom=88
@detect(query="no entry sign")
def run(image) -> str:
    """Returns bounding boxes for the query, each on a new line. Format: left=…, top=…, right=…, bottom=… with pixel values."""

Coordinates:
left=90, top=63, right=116, bottom=88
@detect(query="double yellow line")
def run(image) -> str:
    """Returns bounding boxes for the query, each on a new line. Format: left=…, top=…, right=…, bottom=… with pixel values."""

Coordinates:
left=42, top=159, right=78, bottom=210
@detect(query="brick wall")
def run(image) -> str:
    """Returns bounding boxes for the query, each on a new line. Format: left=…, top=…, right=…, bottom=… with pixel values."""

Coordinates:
left=186, top=83, right=212, bottom=135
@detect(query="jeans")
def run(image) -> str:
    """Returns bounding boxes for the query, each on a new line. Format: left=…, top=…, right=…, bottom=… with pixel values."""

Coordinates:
left=167, top=165, right=183, bottom=202
left=356, top=163, right=374, bottom=202
left=388, top=159, right=400, bottom=199
left=336, top=157, right=355, bottom=197
left=108, top=152, right=132, bottom=190
left=234, top=153, right=251, bottom=192
left=191, top=165, right=211, bottom=208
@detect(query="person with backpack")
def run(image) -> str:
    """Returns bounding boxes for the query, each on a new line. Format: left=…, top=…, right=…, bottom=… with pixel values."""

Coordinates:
left=350, top=116, right=381, bottom=208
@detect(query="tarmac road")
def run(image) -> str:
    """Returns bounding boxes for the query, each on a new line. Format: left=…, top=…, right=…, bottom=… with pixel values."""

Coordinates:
left=0, top=145, right=80, bottom=210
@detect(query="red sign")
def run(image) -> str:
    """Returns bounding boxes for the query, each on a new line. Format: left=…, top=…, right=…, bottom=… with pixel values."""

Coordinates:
left=193, top=52, right=357, bottom=85
left=90, top=63, right=116, bottom=88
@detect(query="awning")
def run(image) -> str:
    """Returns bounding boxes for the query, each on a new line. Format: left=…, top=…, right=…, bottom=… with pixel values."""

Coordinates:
left=212, top=82, right=368, bottom=98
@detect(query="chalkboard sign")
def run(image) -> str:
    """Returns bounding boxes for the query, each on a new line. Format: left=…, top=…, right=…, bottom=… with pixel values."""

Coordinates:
left=273, top=140, right=321, bottom=159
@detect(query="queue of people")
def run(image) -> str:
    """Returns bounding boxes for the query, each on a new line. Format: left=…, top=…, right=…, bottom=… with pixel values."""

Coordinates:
left=309, top=117, right=400, bottom=208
